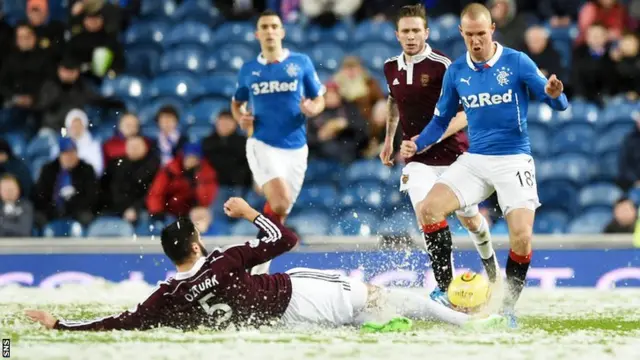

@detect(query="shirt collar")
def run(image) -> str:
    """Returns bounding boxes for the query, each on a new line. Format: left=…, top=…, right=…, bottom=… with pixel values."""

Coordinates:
left=397, top=43, right=432, bottom=71
left=257, top=48, right=290, bottom=65
left=466, top=42, right=504, bottom=71
left=174, top=256, right=206, bottom=280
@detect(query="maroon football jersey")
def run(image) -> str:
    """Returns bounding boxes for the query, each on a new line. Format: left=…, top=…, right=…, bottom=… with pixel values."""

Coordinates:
left=53, top=214, right=297, bottom=331
left=383, top=44, right=469, bottom=166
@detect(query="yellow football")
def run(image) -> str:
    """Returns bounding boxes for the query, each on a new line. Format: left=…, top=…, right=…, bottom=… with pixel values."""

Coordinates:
left=447, top=271, right=491, bottom=314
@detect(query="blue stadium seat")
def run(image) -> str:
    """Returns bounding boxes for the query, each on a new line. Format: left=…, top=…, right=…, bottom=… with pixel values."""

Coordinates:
left=101, top=76, right=147, bottom=102
left=527, top=102, right=553, bottom=124
left=185, top=99, right=227, bottom=126
left=536, top=153, right=592, bottom=185
left=148, top=74, right=205, bottom=102
left=534, top=210, right=569, bottom=234
left=339, top=181, right=385, bottom=209
left=87, top=217, right=135, bottom=237
left=124, top=21, right=170, bottom=48
left=135, top=219, right=165, bottom=236
left=207, top=44, right=258, bottom=72
left=306, top=23, right=351, bottom=45
left=305, top=159, right=342, bottom=184
left=213, top=22, right=256, bottom=46
left=599, top=102, right=637, bottom=129
left=171, top=0, right=221, bottom=25
left=378, top=209, right=418, bottom=236
left=163, top=21, right=214, bottom=49
left=25, top=132, right=57, bottom=162
left=309, top=43, right=345, bottom=72
left=546, top=24, right=578, bottom=42
left=159, top=46, right=206, bottom=74
left=211, top=186, right=247, bottom=218
left=244, top=190, right=265, bottom=210
left=595, top=124, right=634, bottom=154
left=490, top=220, right=510, bottom=235
left=432, top=14, right=460, bottom=43
left=628, top=188, right=640, bottom=207
left=139, top=0, right=176, bottom=20
left=137, top=98, right=185, bottom=126
left=283, top=24, right=305, bottom=48
left=353, top=20, right=396, bottom=45
left=297, top=184, right=338, bottom=209
left=186, top=126, right=213, bottom=142
left=230, top=220, right=259, bottom=236
left=140, top=125, right=160, bottom=140
left=198, top=75, right=236, bottom=100
left=593, top=150, right=619, bottom=181
left=43, top=219, right=85, bottom=237
left=29, top=156, right=50, bottom=181
left=556, top=100, right=599, bottom=124
left=550, top=123, right=595, bottom=155
left=355, top=43, right=397, bottom=72
left=538, top=180, right=578, bottom=214
left=551, top=40, right=572, bottom=69
left=288, top=210, right=331, bottom=236
left=449, top=40, right=467, bottom=60
left=3, top=132, right=27, bottom=159
left=125, top=46, right=160, bottom=77
left=567, top=208, right=612, bottom=234
left=331, top=209, right=379, bottom=236
left=344, top=159, right=392, bottom=184
left=578, top=183, right=623, bottom=208
left=527, top=122, right=548, bottom=158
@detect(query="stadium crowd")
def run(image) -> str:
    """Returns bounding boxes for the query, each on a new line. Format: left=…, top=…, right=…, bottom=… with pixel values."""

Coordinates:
left=0, top=0, right=638, bottom=238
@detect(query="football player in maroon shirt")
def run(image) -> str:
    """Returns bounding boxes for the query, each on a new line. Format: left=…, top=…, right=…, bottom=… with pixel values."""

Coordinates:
left=26, top=197, right=506, bottom=332
left=380, top=4, right=498, bottom=306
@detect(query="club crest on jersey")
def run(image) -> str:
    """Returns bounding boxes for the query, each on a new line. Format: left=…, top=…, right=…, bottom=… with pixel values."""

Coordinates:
left=401, top=174, right=409, bottom=184
left=286, top=63, right=301, bottom=78
left=421, top=74, right=430, bottom=87
left=495, top=67, right=513, bottom=86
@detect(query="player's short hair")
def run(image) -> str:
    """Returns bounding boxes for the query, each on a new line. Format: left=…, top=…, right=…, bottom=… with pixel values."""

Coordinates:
left=461, top=3, right=492, bottom=21
left=257, top=9, right=281, bottom=24
left=161, top=218, right=200, bottom=265
left=395, top=4, right=428, bottom=29
left=217, top=110, right=233, bottom=119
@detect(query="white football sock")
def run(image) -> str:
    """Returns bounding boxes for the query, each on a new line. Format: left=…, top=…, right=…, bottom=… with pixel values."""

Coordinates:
left=467, top=216, right=494, bottom=259
left=381, top=288, right=470, bottom=326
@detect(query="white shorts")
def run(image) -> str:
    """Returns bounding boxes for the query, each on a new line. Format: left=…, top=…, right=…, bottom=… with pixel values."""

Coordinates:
left=399, top=162, right=479, bottom=218
left=437, top=153, right=541, bottom=215
left=246, top=138, right=308, bottom=213
left=280, top=268, right=368, bottom=328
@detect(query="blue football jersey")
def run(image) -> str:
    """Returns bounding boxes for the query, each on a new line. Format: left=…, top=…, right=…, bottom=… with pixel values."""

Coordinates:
left=233, top=50, right=325, bottom=149
left=415, top=43, right=569, bottom=156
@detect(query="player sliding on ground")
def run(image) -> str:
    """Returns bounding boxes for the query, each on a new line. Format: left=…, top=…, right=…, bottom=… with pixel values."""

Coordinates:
left=25, top=197, right=506, bottom=332
left=381, top=4, right=498, bottom=306
left=400, top=3, right=568, bottom=327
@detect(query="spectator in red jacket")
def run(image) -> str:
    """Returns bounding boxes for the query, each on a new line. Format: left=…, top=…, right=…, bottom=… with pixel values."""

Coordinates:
left=102, top=112, right=152, bottom=165
left=146, top=143, right=218, bottom=220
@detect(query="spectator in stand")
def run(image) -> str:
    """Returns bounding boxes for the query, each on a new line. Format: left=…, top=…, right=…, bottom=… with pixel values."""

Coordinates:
left=537, top=0, right=582, bottom=26
left=0, top=22, right=54, bottom=112
left=102, top=113, right=152, bottom=165
left=217, top=0, right=267, bottom=21
left=155, top=105, right=188, bottom=166
left=101, top=136, right=159, bottom=224
left=36, top=54, right=118, bottom=131
left=610, top=32, right=640, bottom=100
left=0, top=174, right=34, bottom=237
left=69, top=0, right=124, bottom=34
left=604, top=197, right=637, bottom=233
left=577, top=0, right=630, bottom=45
left=618, top=114, right=640, bottom=191
left=146, top=143, right=218, bottom=220
left=488, top=0, right=529, bottom=50
left=0, top=139, right=33, bottom=198
left=307, top=81, right=369, bottom=164
left=66, top=6, right=125, bottom=81
left=26, top=0, right=66, bottom=61
left=332, top=56, right=385, bottom=138
left=51, top=109, right=104, bottom=177
left=202, top=110, right=252, bottom=188
left=33, top=137, right=99, bottom=227
left=300, top=0, right=363, bottom=27
left=571, top=23, right=614, bottom=106
left=0, top=15, right=13, bottom=72
left=354, top=0, right=416, bottom=22
left=523, top=26, right=565, bottom=80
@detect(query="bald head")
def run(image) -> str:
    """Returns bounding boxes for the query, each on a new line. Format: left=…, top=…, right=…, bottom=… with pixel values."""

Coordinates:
left=459, top=3, right=496, bottom=62
left=461, top=3, right=492, bottom=22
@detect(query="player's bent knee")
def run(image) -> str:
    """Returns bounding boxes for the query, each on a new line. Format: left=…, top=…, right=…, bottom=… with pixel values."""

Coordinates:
left=509, top=226, right=533, bottom=255
left=457, top=213, right=482, bottom=232
left=269, top=199, right=291, bottom=216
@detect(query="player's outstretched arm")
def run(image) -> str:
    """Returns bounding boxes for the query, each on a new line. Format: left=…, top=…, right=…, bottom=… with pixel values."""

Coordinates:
left=519, top=52, right=568, bottom=111
left=223, top=197, right=299, bottom=269
left=25, top=288, right=167, bottom=331
left=380, top=96, right=399, bottom=166
left=414, top=69, right=461, bottom=153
